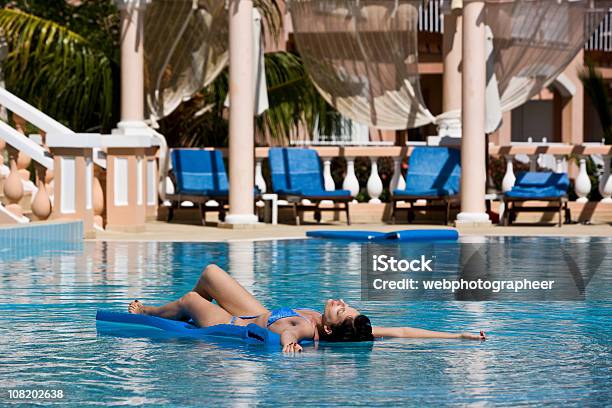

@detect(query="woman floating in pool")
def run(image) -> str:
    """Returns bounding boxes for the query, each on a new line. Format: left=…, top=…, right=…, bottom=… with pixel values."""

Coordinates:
left=129, top=264, right=485, bottom=352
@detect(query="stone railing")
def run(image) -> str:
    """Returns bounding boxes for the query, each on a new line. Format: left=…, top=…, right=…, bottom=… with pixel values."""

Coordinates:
left=168, top=146, right=419, bottom=205
left=0, top=87, right=69, bottom=224
left=0, top=88, right=161, bottom=235
left=254, top=146, right=416, bottom=203
left=169, top=143, right=612, bottom=208
left=163, top=146, right=414, bottom=225
left=490, top=143, right=612, bottom=203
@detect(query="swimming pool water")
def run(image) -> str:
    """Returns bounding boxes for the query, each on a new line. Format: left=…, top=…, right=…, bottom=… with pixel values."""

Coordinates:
left=0, top=238, right=610, bottom=406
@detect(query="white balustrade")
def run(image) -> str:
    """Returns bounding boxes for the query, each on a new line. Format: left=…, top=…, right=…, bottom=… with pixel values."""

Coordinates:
left=501, top=155, right=516, bottom=192
left=366, top=157, right=383, bottom=204
left=30, top=165, right=51, bottom=220
left=574, top=158, right=591, bottom=203
left=3, top=147, right=25, bottom=217
left=320, top=157, right=335, bottom=206
left=554, top=155, right=565, bottom=173
left=389, top=156, right=406, bottom=193
left=254, top=158, right=266, bottom=193
left=342, top=156, right=359, bottom=201
left=599, top=155, right=612, bottom=203
left=322, top=157, right=335, bottom=191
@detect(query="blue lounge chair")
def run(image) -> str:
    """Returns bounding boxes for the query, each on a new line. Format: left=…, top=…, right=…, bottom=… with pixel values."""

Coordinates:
left=167, top=149, right=229, bottom=224
left=268, top=147, right=352, bottom=224
left=503, top=171, right=570, bottom=227
left=391, top=147, right=461, bottom=225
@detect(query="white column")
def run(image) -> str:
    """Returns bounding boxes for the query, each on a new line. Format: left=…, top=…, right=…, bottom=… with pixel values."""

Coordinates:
left=575, top=158, right=591, bottom=203
left=501, top=155, right=515, bottom=192
left=225, top=0, right=257, bottom=225
left=115, top=0, right=149, bottom=134
left=367, top=157, right=383, bottom=204
left=113, top=0, right=156, bottom=224
left=342, top=157, right=359, bottom=202
left=438, top=6, right=462, bottom=138
left=456, top=0, right=490, bottom=225
left=599, top=155, right=612, bottom=203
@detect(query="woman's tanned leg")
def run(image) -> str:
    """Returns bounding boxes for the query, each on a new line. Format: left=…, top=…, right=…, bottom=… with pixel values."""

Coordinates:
left=177, top=291, right=232, bottom=327
left=192, top=264, right=268, bottom=316
left=129, top=292, right=232, bottom=327
left=129, top=299, right=188, bottom=321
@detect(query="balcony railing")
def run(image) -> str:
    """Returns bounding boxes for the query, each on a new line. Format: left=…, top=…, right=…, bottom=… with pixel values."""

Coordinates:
left=418, top=0, right=612, bottom=53
left=586, top=9, right=612, bottom=52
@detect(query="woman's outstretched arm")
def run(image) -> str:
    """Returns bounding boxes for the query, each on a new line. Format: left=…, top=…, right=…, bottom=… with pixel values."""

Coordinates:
left=372, top=326, right=485, bottom=340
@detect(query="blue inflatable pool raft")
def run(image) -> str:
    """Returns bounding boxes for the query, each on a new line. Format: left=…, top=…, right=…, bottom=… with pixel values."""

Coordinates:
left=96, top=310, right=281, bottom=346
left=306, top=229, right=459, bottom=242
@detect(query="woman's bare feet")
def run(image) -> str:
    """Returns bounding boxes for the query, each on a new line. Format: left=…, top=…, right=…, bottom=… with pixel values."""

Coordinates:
left=128, top=300, right=146, bottom=314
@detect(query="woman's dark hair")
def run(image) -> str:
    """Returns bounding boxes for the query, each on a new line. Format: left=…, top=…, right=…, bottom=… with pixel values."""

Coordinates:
left=321, top=314, right=374, bottom=342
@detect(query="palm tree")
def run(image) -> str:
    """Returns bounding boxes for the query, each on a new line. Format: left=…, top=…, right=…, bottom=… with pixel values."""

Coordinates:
left=259, top=51, right=338, bottom=145
left=0, top=0, right=333, bottom=144
left=158, top=50, right=338, bottom=148
left=0, top=2, right=119, bottom=131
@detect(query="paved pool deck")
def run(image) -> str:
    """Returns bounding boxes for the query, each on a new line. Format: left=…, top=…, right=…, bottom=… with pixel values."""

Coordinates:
left=91, top=220, right=612, bottom=242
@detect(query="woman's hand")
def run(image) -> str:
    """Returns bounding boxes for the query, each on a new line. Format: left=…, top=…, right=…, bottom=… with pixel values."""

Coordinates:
left=280, top=325, right=313, bottom=353
left=460, top=331, right=486, bottom=341
left=282, top=342, right=303, bottom=353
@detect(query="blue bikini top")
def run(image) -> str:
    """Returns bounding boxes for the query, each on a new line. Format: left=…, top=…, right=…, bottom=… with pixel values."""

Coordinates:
left=266, top=307, right=310, bottom=327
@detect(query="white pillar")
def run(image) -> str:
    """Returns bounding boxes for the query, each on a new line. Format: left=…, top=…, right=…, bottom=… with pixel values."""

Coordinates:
left=599, top=155, right=612, bottom=203
left=575, top=158, right=591, bottom=203
left=115, top=0, right=149, bottom=134
left=342, top=157, right=359, bottom=202
left=438, top=6, right=462, bottom=138
left=367, top=157, right=383, bottom=204
left=225, top=0, right=257, bottom=225
left=456, top=0, right=490, bottom=225
left=113, top=0, right=157, bottom=226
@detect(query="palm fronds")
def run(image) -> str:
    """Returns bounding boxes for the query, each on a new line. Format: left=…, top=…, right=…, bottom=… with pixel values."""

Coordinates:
left=0, top=8, right=116, bottom=131
left=258, top=51, right=338, bottom=144
left=254, top=0, right=283, bottom=43
left=580, top=61, right=612, bottom=144
left=160, top=51, right=339, bottom=147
